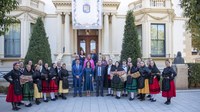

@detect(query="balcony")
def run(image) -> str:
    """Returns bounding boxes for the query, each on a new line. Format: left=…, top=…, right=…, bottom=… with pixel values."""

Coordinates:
left=16, top=0, right=44, bottom=12
left=129, top=0, right=172, bottom=11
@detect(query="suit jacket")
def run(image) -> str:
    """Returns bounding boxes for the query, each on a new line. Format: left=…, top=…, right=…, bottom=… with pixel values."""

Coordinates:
left=72, top=64, right=83, bottom=77
left=94, top=66, right=105, bottom=81
left=91, top=53, right=98, bottom=64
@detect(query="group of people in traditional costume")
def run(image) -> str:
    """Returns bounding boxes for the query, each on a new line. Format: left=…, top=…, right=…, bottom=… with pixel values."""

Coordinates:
left=3, top=50, right=177, bottom=111
left=71, top=51, right=176, bottom=105
left=4, top=60, right=69, bottom=111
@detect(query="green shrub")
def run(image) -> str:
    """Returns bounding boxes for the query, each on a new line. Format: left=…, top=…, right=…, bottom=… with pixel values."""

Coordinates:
left=187, top=63, right=200, bottom=88
left=0, top=86, right=8, bottom=94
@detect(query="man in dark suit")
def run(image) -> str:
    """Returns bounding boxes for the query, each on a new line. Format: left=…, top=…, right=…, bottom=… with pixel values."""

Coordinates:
left=91, top=50, right=98, bottom=66
left=72, top=59, right=83, bottom=97
left=94, top=60, right=105, bottom=97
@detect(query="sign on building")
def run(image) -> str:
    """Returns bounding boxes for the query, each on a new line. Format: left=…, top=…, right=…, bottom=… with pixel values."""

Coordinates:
left=72, top=0, right=102, bottom=29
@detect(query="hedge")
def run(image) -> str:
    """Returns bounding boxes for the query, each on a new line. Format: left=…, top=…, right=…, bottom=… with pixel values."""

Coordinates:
left=0, top=86, right=8, bottom=94
left=187, top=63, right=200, bottom=88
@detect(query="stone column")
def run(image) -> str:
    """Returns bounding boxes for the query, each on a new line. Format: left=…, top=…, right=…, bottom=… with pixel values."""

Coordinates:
left=64, top=12, right=71, bottom=54
left=56, top=13, right=62, bottom=53
left=103, top=13, right=110, bottom=54
left=21, top=13, right=29, bottom=58
left=111, top=12, right=116, bottom=54
left=142, top=15, right=149, bottom=58
left=74, top=29, right=77, bottom=54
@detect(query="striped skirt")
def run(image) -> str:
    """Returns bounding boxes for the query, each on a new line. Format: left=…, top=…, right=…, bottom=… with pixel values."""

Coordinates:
left=111, top=80, right=124, bottom=91
left=126, top=78, right=138, bottom=92
left=22, top=82, right=34, bottom=101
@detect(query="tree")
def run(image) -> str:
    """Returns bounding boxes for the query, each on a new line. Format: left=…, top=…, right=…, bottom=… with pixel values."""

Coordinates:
left=120, top=10, right=141, bottom=65
left=180, top=0, right=200, bottom=50
left=24, top=17, right=52, bottom=65
left=0, top=0, right=19, bottom=36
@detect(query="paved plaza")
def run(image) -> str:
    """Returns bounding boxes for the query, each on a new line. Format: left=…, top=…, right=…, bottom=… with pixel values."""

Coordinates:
left=0, top=90, right=200, bottom=112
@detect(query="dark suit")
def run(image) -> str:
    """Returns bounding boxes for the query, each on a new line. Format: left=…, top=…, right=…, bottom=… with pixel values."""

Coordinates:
left=94, top=66, right=105, bottom=96
left=91, top=53, right=98, bottom=65
left=72, top=64, right=83, bottom=95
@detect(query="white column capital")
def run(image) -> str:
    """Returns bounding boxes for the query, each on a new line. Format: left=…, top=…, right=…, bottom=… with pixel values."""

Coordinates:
left=56, top=11, right=63, bottom=15
left=111, top=12, right=117, bottom=16
left=65, top=12, right=71, bottom=15
left=104, top=12, right=110, bottom=16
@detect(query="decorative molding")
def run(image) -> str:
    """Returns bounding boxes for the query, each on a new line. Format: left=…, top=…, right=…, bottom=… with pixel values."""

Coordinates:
left=52, top=0, right=72, bottom=8
left=103, top=2, right=120, bottom=9
left=148, top=14, right=168, bottom=20
left=104, top=12, right=110, bottom=15
left=52, top=0, right=120, bottom=12
left=45, top=14, right=57, bottom=18
left=17, top=6, right=46, bottom=17
left=111, top=12, right=117, bottom=16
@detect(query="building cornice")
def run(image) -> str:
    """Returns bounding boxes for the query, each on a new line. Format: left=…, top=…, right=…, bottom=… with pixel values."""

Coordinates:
left=16, top=6, right=46, bottom=17
left=52, top=0, right=120, bottom=12
left=103, top=0, right=120, bottom=9
left=52, top=0, right=71, bottom=8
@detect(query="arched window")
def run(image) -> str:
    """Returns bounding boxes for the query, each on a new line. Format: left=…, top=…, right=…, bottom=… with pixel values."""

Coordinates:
left=90, top=40, right=96, bottom=53
left=80, top=40, right=86, bottom=53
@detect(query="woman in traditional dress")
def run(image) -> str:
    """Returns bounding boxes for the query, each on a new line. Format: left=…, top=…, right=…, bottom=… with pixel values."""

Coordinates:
left=49, top=63, right=58, bottom=101
left=111, top=61, right=125, bottom=99
left=33, top=64, right=43, bottom=105
left=126, top=62, right=138, bottom=101
left=4, top=62, right=22, bottom=111
left=22, top=64, right=34, bottom=107
left=83, top=61, right=94, bottom=96
left=28, top=60, right=35, bottom=71
left=122, top=60, right=128, bottom=97
left=146, top=58, right=153, bottom=98
left=41, top=63, right=50, bottom=102
left=148, top=60, right=160, bottom=102
left=162, top=59, right=177, bottom=105
left=138, top=61, right=151, bottom=101
left=58, top=63, right=69, bottom=99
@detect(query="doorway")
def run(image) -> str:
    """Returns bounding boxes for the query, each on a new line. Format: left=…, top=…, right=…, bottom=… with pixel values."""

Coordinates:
left=77, top=30, right=98, bottom=55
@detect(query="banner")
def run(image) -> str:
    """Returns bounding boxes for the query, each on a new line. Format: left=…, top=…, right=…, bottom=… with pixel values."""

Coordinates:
left=72, top=0, right=102, bottom=29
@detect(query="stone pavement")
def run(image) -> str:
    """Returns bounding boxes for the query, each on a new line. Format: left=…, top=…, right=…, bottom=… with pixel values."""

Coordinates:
left=0, top=90, right=200, bottom=112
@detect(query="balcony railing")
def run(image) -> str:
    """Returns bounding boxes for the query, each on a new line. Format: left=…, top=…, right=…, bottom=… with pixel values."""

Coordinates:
left=129, top=0, right=171, bottom=11
left=150, top=0, right=166, bottom=7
